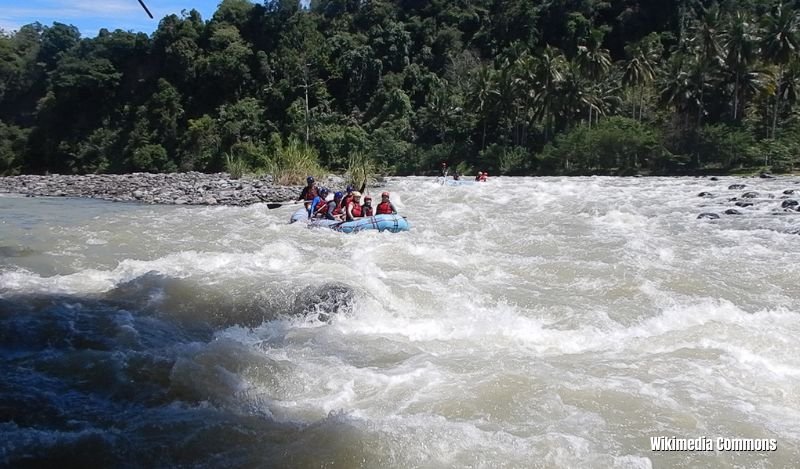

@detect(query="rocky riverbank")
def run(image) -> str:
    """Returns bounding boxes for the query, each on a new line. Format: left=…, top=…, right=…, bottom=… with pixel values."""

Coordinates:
left=0, top=173, right=338, bottom=206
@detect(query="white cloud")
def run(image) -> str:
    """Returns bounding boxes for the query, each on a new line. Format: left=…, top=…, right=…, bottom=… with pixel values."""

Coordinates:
left=0, top=19, right=21, bottom=33
left=1, top=0, right=141, bottom=20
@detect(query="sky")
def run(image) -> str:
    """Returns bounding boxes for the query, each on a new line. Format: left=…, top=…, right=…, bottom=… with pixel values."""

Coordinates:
left=0, top=0, right=221, bottom=37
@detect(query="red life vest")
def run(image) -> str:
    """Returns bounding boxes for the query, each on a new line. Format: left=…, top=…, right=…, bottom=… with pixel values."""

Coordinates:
left=376, top=201, right=393, bottom=215
left=302, top=186, right=318, bottom=200
left=314, top=199, right=327, bottom=214
left=362, top=205, right=374, bottom=217
left=332, top=201, right=342, bottom=215
left=479, top=175, right=487, bottom=182
left=349, top=202, right=362, bottom=218
left=342, top=194, right=353, bottom=207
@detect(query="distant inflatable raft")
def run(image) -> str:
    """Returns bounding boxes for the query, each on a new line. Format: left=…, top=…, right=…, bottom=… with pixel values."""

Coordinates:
left=289, top=208, right=410, bottom=233
left=436, top=177, right=475, bottom=186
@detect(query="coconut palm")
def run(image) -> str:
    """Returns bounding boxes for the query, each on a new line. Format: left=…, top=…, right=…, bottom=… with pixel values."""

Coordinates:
left=722, top=11, right=759, bottom=120
left=576, top=29, right=612, bottom=126
left=760, top=2, right=800, bottom=137
left=621, top=33, right=661, bottom=122
left=467, top=64, right=498, bottom=150
left=526, top=45, right=567, bottom=140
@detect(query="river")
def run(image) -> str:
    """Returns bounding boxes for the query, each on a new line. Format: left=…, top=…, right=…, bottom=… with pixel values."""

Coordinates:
left=1, top=176, right=799, bottom=468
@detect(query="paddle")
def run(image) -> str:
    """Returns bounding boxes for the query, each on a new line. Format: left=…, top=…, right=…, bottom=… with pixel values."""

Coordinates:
left=137, top=0, right=154, bottom=18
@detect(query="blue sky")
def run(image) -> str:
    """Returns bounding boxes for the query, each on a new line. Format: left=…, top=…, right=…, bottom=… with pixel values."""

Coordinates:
left=0, top=0, right=221, bottom=37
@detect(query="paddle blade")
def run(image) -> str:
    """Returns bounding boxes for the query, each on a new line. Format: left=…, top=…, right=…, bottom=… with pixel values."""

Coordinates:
left=266, top=203, right=283, bottom=209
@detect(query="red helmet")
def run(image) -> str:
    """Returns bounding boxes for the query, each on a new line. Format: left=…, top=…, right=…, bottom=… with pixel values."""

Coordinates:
left=381, top=191, right=390, bottom=197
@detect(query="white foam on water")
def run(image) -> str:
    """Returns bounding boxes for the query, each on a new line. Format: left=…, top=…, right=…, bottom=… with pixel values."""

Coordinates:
left=3, top=176, right=800, bottom=465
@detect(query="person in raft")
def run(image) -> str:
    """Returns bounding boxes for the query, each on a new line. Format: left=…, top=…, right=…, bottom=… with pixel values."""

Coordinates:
left=479, top=171, right=488, bottom=182
left=475, top=171, right=483, bottom=181
left=309, top=187, right=329, bottom=219
left=440, top=162, right=448, bottom=177
left=361, top=195, right=374, bottom=217
left=345, top=191, right=364, bottom=221
left=297, top=176, right=318, bottom=208
left=340, top=184, right=355, bottom=209
left=376, top=192, right=397, bottom=215
left=323, top=191, right=344, bottom=220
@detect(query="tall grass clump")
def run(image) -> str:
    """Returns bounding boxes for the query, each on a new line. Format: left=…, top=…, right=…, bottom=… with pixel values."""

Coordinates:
left=345, top=151, right=379, bottom=191
left=271, top=136, right=325, bottom=185
left=225, top=153, right=249, bottom=179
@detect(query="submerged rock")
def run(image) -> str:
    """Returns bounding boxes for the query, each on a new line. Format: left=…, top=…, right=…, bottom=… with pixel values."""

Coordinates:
left=292, top=282, right=356, bottom=322
left=728, top=184, right=746, bottom=190
left=697, top=192, right=713, bottom=197
left=697, top=212, right=720, bottom=220
left=724, top=209, right=742, bottom=215
left=781, top=199, right=798, bottom=209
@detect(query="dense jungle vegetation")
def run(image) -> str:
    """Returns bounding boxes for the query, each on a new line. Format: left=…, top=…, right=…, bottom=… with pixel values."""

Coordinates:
left=1, top=0, right=799, bottom=179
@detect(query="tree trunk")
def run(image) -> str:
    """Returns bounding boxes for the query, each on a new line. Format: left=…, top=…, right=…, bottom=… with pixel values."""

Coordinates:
left=303, top=64, right=311, bottom=147
left=733, top=73, right=740, bottom=120
left=771, top=78, right=781, bottom=139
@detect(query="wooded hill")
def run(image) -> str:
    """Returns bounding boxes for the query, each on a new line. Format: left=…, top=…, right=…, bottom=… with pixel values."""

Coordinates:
left=1, top=0, right=799, bottom=178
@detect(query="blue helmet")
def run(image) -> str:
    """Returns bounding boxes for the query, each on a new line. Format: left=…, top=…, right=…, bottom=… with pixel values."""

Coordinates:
left=334, top=191, right=343, bottom=199
left=346, top=184, right=353, bottom=193
left=319, top=187, right=329, bottom=195
left=307, top=176, right=314, bottom=184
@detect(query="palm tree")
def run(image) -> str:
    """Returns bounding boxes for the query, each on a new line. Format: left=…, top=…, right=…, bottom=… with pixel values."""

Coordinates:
left=576, top=29, right=612, bottom=126
left=621, top=33, right=661, bottom=122
left=494, top=59, right=523, bottom=145
left=423, top=77, right=460, bottom=144
left=688, top=3, right=723, bottom=128
left=526, top=45, right=567, bottom=141
left=467, top=64, right=498, bottom=151
left=660, top=54, right=705, bottom=130
left=761, top=2, right=800, bottom=137
left=722, top=11, right=758, bottom=120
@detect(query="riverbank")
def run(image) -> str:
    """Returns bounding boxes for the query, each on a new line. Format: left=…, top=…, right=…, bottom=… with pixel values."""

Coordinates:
left=0, top=173, right=335, bottom=206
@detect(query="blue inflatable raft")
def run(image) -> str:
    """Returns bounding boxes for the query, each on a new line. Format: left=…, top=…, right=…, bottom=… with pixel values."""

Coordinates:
left=290, top=207, right=309, bottom=223
left=436, top=177, right=475, bottom=186
left=290, top=208, right=409, bottom=233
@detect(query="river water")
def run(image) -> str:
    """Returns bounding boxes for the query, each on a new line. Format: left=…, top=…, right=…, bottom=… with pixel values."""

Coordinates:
left=1, top=176, right=799, bottom=468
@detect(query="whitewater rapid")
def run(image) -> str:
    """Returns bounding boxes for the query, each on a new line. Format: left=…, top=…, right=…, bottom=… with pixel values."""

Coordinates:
left=1, top=176, right=799, bottom=468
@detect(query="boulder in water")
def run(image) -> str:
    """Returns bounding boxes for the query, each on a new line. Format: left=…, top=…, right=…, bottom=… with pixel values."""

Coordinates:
left=759, top=172, right=775, bottom=179
left=710, top=177, right=719, bottom=181
left=724, top=209, right=742, bottom=215
left=781, top=199, right=798, bottom=209
left=735, top=201, right=754, bottom=207
left=784, top=189, right=796, bottom=195
left=741, top=191, right=759, bottom=198
left=292, top=282, right=355, bottom=322
left=697, top=212, right=720, bottom=220
left=698, top=192, right=713, bottom=197
left=728, top=184, right=746, bottom=190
